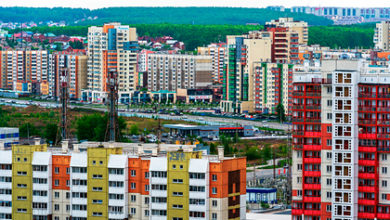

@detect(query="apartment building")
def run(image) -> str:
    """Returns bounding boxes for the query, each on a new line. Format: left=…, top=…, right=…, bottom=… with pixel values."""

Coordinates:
left=292, top=59, right=390, bottom=219
left=374, top=21, right=390, bottom=50
left=147, top=54, right=213, bottom=92
left=253, top=63, right=293, bottom=114
left=197, top=43, right=226, bottom=84
left=48, top=52, right=88, bottom=100
left=85, top=23, right=138, bottom=103
left=220, top=32, right=272, bottom=113
left=0, top=142, right=246, bottom=220
left=0, top=50, right=48, bottom=93
left=266, top=17, right=308, bottom=45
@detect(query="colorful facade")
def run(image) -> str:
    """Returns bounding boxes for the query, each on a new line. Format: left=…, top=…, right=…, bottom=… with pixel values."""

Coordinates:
left=0, top=142, right=246, bottom=220
left=292, top=59, right=390, bottom=220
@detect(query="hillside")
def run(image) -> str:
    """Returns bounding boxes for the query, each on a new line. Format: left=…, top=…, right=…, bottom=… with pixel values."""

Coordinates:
left=0, top=7, right=332, bottom=26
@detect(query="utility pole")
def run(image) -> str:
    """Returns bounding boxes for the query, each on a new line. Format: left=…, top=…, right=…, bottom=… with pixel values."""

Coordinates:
left=105, top=68, right=118, bottom=142
left=273, top=147, right=276, bottom=179
left=55, top=68, right=69, bottom=146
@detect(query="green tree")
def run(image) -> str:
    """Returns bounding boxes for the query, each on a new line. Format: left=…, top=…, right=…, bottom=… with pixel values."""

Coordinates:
left=245, top=146, right=262, bottom=160
left=130, top=124, right=139, bottom=135
left=276, top=103, right=285, bottom=123
left=44, top=123, right=58, bottom=144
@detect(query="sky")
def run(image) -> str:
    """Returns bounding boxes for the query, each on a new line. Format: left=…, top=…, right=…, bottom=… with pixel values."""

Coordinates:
left=0, top=0, right=389, bottom=9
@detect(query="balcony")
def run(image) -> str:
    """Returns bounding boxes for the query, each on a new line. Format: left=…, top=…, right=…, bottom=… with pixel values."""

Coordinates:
left=292, top=105, right=304, bottom=110
left=378, top=93, right=390, bottom=98
left=359, top=133, right=377, bottom=139
left=377, top=107, right=390, bottom=112
left=293, top=131, right=304, bottom=136
left=305, top=118, right=321, bottom=123
left=358, top=120, right=377, bottom=125
left=303, top=145, right=321, bottom=151
left=303, top=210, right=321, bottom=216
left=358, top=212, right=376, bottom=219
left=293, top=92, right=304, bottom=97
left=359, top=93, right=376, bottom=98
left=358, top=186, right=376, bottom=193
left=292, top=117, right=304, bottom=123
left=303, top=171, right=321, bottom=177
left=303, top=196, right=321, bottom=203
left=304, top=131, right=321, bottom=137
left=304, top=183, right=321, bottom=190
left=306, top=92, right=321, bottom=97
left=377, top=213, right=390, bottom=219
left=358, top=173, right=376, bottom=179
left=304, top=158, right=321, bottom=164
left=358, top=159, right=376, bottom=166
left=359, top=106, right=377, bottom=112
left=358, top=146, right=377, bottom=153
left=378, top=120, right=390, bottom=125
left=291, top=209, right=303, bottom=215
left=378, top=134, right=390, bottom=139
left=305, top=105, right=321, bottom=110
left=358, top=199, right=376, bottom=206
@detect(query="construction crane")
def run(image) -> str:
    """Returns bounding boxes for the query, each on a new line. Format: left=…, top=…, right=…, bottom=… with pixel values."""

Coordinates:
left=105, top=68, right=119, bottom=142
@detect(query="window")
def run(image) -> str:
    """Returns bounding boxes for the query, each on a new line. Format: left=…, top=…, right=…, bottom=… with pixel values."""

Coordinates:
left=92, top=212, right=102, bottom=217
left=66, top=180, right=70, bottom=187
left=212, top=200, right=218, bottom=207
left=383, top=154, right=388, bottom=161
left=17, top=171, right=27, bottom=176
left=173, top=179, right=183, bottom=183
left=66, top=168, right=70, bottom=174
left=189, top=173, right=205, bottom=179
left=92, top=187, right=103, bottom=192
left=54, top=204, right=60, bottom=211
left=151, top=184, right=167, bottom=190
left=145, top=197, right=149, bottom=204
left=172, top=204, right=183, bottom=209
left=54, top=180, right=59, bottom=186
left=327, top=139, right=332, bottom=146
left=66, top=192, right=70, bottom=199
left=327, top=113, right=332, bottom=120
left=327, top=179, right=332, bottom=185
left=383, top=180, right=388, bottom=187
left=212, top=213, right=217, bottom=220
left=131, top=195, right=136, bottom=202
left=297, top=190, right=302, bottom=196
left=172, top=165, right=176, bottom=169
left=297, top=177, right=302, bottom=183
left=131, top=170, right=136, bottom=177
left=383, top=167, right=388, bottom=174
left=92, top=174, right=103, bottom=179
left=327, top=192, right=332, bottom=198
left=92, top=200, right=103, bottom=204
left=190, top=186, right=205, bottom=192
left=326, top=205, right=332, bottom=212
left=99, top=161, right=103, bottom=165
left=72, top=167, right=87, bottom=173
left=382, top=194, right=387, bottom=200
left=326, top=152, right=332, bottom=159
left=212, top=174, right=217, bottom=181
left=130, top=208, right=136, bottom=215
left=327, top=100, right=332, bottom=106
left=212, top=187, right=217, bottom=194
left=54, top=167, right=59, bottom=174
left=54, top=192, right=60, bottom=198
left=33, top=190, right=47, bottom=197
left=109, top=193, right=124, bottom=200
left=180, top=165, right=183, bottom=169
left=109, top=181, right=124, bottom=188
left=145, top=184, right=149, bottom=191
left=131, top=182, right=136, bottom=189
left=144, top=172, right=149, bottom=179
left=297, top=164, right=302, bottom=171
left=189, top=199, right=205, bottom=205
left=172, top=192, right=183, bottom=196
left=92, top=160, right=96, bottom=165
left=145, top=210, right=149, bottom=217
left=326, top=166, right=332, bottom=173
left=17, top=196, right=27, bottom=200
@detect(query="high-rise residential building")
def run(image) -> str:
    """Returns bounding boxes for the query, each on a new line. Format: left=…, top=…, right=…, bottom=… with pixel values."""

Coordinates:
left=292, top=59, right=390, bottom=220
left=147, top=54, right=213, bottom=92
left=220, top=32, right=272, bottom=113
left=253, top=63, right=293, bottom=114
left=197, top=43, right=226, bottom=84
left=85, top=23, right=138, bottom=103
left=0, top=50, right=48, bottom=93
left=48, top=52, right=88, bottom=100
left=0, top=141, right=246, bottom=220
left=374, top=21, right=390, bottom=50
left=266, top=17, right=308, bottom=45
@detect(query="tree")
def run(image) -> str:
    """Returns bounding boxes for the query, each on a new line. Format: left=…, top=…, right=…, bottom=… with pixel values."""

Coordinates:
left=130, top=124, right=139, bottom=135
left=44, top=123, right=58, bottom=144
left=276, top=103, right=286, bottom=123
left=76, top=113, right=126, bottom=141
left=69, top=40, right=84, bottom=49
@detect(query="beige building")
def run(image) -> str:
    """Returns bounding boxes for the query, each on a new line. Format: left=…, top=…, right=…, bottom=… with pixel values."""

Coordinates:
left=266, top=17, right=308, bottom=45
left=374, top=21, right=390, bottom=50
left=197, top=44, right=226, bottom=84
left=221, top=33, right=272, bottom=113
left=147, top=54, right=213, bottom=92
left=85, top=22, right=138, bottom=103
left=48, top=52, right=88, bottom=100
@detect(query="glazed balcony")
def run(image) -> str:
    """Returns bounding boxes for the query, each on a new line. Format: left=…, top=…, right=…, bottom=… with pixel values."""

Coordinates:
left=358, top=173, right=376, bottom=179
left=292, top=91, right=304, bottom=97
left=358, top=199, right=376, bottom=206
left=305, top=105, right=321, bottom=110
left=303, top=158, right=321, bottom=164
left=358, top=212, right=376, bottom=219
left=304, top=131, right=321, bottom=137
left=303, top=210, right=321, bottom=216
left=378, top=134, right=390, bottom=139
left=291, top=209, right=303, bottom=215
left=303, top=183, right=321, bottom=190
left=358, top=120, right=377, bottom=125
left=358, top=159, right=376, bottom=166
left=303, top=145, right=321, bottom=151
left=303, top=171, right=321, bottom=177
left=303, top=196, right=321, bottom=203
left=377, top=213, right=390, bottom=219
left=358, top=186, right=376, bottom=193
left=358, top=146, right=377, bottom=153
left=378, top=93, right=390, bottom=98
left=359, top=133, right=377, bottom=139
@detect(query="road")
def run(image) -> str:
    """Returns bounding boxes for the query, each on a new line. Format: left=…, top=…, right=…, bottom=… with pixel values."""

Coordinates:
left=0, top=97, right=290, bottom=130
left=246, top=167, right=287, bottom=181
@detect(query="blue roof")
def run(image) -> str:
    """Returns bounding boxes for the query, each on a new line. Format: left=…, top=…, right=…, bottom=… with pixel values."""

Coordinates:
left=247, top=188, right=277, bottom=193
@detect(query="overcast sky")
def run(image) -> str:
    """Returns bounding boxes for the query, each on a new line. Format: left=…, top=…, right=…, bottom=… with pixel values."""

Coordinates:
left=0, top=0, right=389, bottom=9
